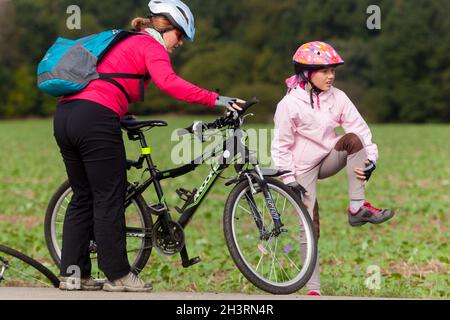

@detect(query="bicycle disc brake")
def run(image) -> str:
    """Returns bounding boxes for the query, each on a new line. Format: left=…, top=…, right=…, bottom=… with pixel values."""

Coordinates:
left=152, top=220, right=185, bottom=256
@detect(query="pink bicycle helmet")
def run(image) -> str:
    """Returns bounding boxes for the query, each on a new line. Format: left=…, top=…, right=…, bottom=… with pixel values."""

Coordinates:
left=293, top=41, right=344, bottom=69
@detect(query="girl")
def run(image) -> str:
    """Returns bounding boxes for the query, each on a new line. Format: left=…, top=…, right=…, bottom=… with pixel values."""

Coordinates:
left=271, top=41, right=395, bottom=296
left=54, top=0, right=244, bottom=292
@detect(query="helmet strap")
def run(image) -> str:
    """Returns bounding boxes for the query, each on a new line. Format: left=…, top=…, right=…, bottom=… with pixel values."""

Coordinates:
left=305, top=73, right=322, bottom=109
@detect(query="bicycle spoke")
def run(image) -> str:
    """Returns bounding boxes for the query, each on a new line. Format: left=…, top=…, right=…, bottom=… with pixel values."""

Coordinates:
left=281, top=197, right=287, bottom=216
left=5, top=267, right=53, bottom=287
left=125, top=245, right=153, bottom=253
left=270, top=237, right=278, bottom=282
left=264, top=237, right=290, bottom=281
left=273, top=251, right=293, bottom=281
left=238, top=204, right=252, bottom=215
left=230, top=180, right=315, bottom=292
left=255, top=236, right=274, bottom=273
left=285, top=253, right=302, bottom=272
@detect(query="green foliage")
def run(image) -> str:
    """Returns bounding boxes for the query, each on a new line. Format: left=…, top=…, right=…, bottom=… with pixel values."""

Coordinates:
left=2, top=64, right=38, bottom=117
left=0, top=0, right=448, bottom=122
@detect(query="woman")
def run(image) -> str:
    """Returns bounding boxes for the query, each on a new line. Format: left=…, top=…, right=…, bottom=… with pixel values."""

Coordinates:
left=55, top=0, right=244, bottom=292
left=271, top=41, right=395, bottom=296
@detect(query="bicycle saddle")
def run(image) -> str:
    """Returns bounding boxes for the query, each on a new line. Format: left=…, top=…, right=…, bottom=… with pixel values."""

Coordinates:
left=120, top=119, right=168, bottom=131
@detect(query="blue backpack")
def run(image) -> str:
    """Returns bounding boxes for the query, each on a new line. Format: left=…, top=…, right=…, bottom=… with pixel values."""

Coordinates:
left=37, top=29, right=150, bottom=102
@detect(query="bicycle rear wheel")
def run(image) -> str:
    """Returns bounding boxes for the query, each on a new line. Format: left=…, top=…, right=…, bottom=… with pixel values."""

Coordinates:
left=0, top=244, right=60, bottom=288
left=223, top=177, right=317, bottom=294
left=44, top=180, right=153, bottom=278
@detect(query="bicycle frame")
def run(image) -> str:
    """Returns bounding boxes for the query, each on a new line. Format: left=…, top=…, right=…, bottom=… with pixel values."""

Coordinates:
left=126, top=128, right=256, bottom=225
left=124, top=121, right=285, bottom=267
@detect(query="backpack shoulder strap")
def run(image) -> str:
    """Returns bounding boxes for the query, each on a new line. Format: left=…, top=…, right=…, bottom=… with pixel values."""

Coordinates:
left=97, top=30, right=152, bottom=102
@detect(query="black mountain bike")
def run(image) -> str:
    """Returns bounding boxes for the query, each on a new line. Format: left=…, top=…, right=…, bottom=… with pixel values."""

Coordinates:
left=44, top=98, right=317, bottom=294
left=0, top=244, right=59, bottom=288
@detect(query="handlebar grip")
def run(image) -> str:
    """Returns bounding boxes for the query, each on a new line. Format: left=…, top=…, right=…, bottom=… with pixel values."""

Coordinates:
left=238, top=97, right=259, bottom=114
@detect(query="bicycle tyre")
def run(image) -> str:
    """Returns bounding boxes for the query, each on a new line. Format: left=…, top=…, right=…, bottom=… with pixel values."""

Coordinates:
left=44, top=180, right=153, bottom=275
left=223, top=177, right=317, bottom=294
left=0, top=244, right=60, bottom=288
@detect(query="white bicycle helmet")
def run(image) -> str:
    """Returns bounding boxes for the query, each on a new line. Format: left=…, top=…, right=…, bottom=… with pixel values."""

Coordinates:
left=148, top=0, right=196, bottom=41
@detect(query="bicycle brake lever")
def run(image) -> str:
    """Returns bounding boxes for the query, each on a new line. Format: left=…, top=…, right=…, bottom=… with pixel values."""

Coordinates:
left=240, top=113, right=254, bottom=125
left=192, top=121, right=204, bottom=142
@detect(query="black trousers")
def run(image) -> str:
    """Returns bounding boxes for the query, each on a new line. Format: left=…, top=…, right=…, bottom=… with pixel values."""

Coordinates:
left=53, top=99, right=130, bottom=281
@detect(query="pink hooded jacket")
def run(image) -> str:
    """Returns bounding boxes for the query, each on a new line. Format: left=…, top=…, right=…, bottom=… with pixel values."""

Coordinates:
left=271, top=84, right=378, bottom=184
left=60, top=30, right=218, bottom=118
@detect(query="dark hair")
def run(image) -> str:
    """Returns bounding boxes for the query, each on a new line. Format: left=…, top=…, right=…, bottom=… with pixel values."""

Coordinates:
left=294, top=62, right=324, bottom=75
left=295, top=62, right=342, bottom=75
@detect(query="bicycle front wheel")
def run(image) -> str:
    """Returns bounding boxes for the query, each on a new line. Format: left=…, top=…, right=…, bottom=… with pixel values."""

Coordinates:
left=0, top=244, right=60, bottom=288
left=223, top=177, right=317, bottom=294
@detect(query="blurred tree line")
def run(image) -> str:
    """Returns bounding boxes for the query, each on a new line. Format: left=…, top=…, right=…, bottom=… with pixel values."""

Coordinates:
left=0, top=0, right=448, bottom=122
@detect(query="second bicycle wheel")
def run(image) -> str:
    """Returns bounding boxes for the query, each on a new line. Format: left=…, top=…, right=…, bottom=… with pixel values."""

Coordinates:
left=44, top=180, right=153, bottom=278
left=0, top=244, right=60, bottom=288
left=223, top=177, right=317, bottom=294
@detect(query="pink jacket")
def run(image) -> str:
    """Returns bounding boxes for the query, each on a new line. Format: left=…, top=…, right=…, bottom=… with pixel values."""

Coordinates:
left=271, top=85, right=378, bottom=184
left=61, top=31, right=218, bottom=118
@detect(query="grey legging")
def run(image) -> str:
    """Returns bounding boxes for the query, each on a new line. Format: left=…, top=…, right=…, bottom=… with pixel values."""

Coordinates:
left=298, top=133, right=367, bottom=292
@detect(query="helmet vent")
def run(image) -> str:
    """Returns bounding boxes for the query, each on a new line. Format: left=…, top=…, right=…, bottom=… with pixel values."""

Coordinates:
left=176, top=6, right=189, bottom=24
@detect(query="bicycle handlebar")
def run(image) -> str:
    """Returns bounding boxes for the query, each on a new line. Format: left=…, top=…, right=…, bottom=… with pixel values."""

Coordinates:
left=176, top=97, right=259, bottom=137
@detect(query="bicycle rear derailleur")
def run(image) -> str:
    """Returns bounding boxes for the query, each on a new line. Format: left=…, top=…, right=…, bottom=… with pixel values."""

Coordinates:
left=152, top=220, right=185, bottom=256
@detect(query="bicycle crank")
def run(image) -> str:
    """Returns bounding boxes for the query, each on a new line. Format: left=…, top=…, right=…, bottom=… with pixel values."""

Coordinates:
left=152, top=220, right=185, bottom=256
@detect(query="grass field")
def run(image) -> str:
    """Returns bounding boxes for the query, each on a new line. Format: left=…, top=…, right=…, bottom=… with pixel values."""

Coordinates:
left=0, top=115, right=448, bottom=298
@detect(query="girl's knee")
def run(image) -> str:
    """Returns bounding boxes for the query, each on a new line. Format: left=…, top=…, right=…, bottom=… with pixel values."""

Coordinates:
left=335, top=133, right=364, bottom=154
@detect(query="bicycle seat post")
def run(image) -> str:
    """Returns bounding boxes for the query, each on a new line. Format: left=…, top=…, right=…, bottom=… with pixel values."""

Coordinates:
left=135, top=131, right=168, bottom=210
left=138, top=131, right=156, bottom=171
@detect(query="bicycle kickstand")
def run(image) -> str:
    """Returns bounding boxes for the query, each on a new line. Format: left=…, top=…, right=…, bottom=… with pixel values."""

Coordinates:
left=180, top=246, right=201, bottom=268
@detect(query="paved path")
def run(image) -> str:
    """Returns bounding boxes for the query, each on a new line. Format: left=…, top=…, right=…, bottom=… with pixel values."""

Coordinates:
left=0, top=287, right=402, bottom=300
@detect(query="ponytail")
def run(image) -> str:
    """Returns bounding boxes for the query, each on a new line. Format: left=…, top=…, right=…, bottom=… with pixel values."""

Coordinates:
left=130, top=16, right=174, bottom=32
left=130, top=17, right=152, bottom=32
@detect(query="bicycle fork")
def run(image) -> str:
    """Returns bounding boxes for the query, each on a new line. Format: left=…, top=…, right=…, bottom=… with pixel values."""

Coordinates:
left=244, top=169, right=285, bottom=240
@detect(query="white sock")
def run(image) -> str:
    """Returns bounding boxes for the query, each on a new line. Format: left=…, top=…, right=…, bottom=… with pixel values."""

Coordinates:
left=350, top=200, right=364, bottom=213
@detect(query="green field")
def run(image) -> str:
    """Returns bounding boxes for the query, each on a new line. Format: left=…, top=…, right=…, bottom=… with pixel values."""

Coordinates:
left=0, top=116, right=448, bottom=298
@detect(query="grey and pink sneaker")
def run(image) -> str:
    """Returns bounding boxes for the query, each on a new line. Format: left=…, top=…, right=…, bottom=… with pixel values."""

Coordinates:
left=348, top=202, right=395, bottom=227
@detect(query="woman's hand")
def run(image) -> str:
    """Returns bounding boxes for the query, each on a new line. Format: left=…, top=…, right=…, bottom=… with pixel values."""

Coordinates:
left=215, top=96, right=245, bottom=112
left=354, top=160, right=376, bottom=182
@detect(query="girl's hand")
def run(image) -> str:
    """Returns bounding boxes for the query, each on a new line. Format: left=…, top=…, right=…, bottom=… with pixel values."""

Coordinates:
left=354, top=160, right=376, bottom=182
left=287, top=181, right=309, bottom=207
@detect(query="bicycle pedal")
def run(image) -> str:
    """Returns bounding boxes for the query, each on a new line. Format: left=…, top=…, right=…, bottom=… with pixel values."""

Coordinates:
left=148, top=203, right=166, bottom=216
left=176, top=188, right=194, bottom=201
left=182, top=256, right=201, bottom=268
